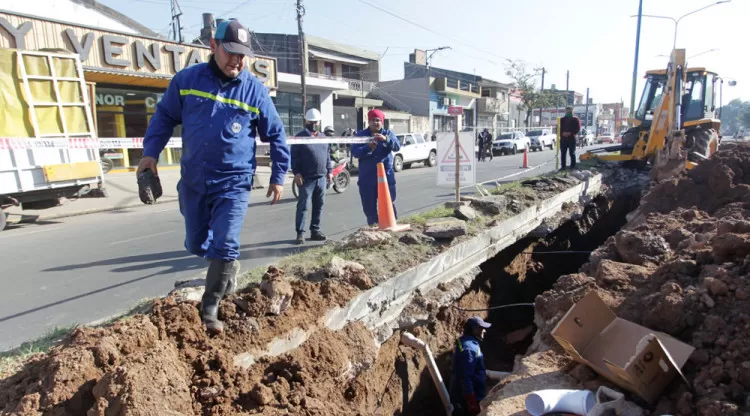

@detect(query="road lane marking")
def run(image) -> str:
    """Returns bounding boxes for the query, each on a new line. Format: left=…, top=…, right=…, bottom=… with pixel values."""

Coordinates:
left=461, top=159, right=555, bottom=190
left=0, top=227, right=62, bottom=240
left=109, top=230, right=177, bottom=246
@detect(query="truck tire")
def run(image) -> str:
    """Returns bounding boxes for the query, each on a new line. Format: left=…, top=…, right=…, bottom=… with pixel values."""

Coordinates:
left=393, top=155, right=404, bottom=172
left=426, top=150, right=437, bottom=167
left=687, top=128, right=719, bottom=163
left=511, top=145, right=517, bottom=155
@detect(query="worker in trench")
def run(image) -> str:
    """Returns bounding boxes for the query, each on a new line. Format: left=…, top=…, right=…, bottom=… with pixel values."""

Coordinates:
left=351, top=109, right=401, bottom=226
left=449, top=316, right=491, bottom=416
left=138, top=19, right=290, bottom=334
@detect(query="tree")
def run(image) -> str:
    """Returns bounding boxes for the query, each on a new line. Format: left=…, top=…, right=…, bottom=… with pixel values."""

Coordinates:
left=505, top=60, right=545, bottom=126
left=719, top=99, right=750, bottom=134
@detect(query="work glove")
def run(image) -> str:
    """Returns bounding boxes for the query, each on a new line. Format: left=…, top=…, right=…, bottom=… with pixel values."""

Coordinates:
left=137, top=168, right=162, bottom=205
left=464, top=394, right=481, bottom=415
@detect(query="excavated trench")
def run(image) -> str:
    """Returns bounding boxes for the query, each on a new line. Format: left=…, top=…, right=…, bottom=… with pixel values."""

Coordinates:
left=398, top=186, right=642, bottom=415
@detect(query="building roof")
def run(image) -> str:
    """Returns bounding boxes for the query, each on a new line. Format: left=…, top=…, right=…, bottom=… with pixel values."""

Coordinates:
left=479, top=78, right=511, bottom=89
left=306, top=35, right=380, bottom=61
left=66, top=0, right=157, bottom=36
left=2, top=0, right=158, bottom=36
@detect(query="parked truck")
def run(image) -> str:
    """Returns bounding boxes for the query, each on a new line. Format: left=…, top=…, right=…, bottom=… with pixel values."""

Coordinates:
left=0, top=49, right=104, bottom=231
left=393, top=132, right=438, bottom=172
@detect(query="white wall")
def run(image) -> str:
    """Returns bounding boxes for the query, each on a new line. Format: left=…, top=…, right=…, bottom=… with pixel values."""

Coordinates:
left=319, top=90, right=335, bottom=129
left=5, top=0, right=139, bottom=34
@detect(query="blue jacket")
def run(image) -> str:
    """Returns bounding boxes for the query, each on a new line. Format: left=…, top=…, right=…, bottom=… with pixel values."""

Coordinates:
left=291, top=129, right=332, bottom=179
left=449, top=335, right=487, bottom=403
left=351, top=128, right=400, bottom=184
left=143, top=62, right=290, bottom=193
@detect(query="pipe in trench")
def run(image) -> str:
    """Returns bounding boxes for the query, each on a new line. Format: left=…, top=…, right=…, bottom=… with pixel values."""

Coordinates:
left=400, top=332, right=454, bottom=416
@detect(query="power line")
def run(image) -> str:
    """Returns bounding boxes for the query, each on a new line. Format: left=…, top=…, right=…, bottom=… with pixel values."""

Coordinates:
left=358, top=0, right=508, bottom=64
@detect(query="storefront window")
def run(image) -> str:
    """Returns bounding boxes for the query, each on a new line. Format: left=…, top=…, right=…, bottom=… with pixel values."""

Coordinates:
left=95, top=86, right=181, bottom=167
left=272, top=92, right=320, bottom=136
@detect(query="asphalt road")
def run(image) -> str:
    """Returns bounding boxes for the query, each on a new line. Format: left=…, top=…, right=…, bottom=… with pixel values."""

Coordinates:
left=0, top=146, right=582, bottom=350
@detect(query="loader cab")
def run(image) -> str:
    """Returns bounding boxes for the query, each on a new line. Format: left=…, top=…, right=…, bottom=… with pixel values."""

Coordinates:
left=681, top=70, right=720, bottom=124
left=635, top=68, right=719, bottom=126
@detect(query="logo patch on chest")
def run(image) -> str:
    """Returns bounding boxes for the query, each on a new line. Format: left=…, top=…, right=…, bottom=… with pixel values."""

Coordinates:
left=231, top=122, right=242, bottom=133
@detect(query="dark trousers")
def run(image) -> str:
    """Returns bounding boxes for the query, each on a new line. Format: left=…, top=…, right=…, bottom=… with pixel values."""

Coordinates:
left=295, top=176, right=327, bottom=233
left=560, top=137, right=577, bottom=169
left=359, top=181, right=397, bottom=226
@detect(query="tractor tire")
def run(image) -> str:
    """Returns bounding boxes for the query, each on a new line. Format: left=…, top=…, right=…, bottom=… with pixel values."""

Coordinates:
left=620, top=128, right=641, bottom=155
left=687, top=128, right=718, bottom=163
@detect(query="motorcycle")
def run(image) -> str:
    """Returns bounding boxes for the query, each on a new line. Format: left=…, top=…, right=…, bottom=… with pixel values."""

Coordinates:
left=292, top=158, right=350, bottom=199
left=99, top=149, right=122, bottom=174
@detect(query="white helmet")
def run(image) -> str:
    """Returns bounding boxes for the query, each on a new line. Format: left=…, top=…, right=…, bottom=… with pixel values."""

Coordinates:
left=304, top=108, right=322, bottom=122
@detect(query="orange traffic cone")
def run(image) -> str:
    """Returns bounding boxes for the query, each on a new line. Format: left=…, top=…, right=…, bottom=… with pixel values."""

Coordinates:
left=376, top=162, right=410, bottom=232
left=521, top=146, right=530, bottom=168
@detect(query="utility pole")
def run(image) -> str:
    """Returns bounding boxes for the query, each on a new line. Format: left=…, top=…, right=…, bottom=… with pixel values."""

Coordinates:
left=630, top=0, right=643, bottom=118
left=539, top=67, right=545, bottom=127
left=565, top=70, right=570, bottom=106
left=584, top=88, right=590, bottom=130
left=296, top=0, right=308, bottom=113
left=170, top=0, right=184, bottom=43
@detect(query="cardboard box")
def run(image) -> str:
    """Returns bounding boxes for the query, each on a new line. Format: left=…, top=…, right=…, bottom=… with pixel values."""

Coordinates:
left=551, top=291, right=694, bottom=404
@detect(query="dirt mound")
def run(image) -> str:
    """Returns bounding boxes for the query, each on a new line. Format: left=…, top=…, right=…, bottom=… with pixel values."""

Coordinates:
left=0, top=270, right=358, bottom=416
left=529, top=143, right=750, bottom=415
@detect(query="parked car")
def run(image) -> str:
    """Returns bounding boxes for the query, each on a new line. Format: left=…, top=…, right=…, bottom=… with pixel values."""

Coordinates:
left=492, top=131, right=530, bottom=155
left=393, top=132, right=438, bottom=172
left=597, top=134, right=615, bottom=144
left=526, top=129, right=555, bottom=151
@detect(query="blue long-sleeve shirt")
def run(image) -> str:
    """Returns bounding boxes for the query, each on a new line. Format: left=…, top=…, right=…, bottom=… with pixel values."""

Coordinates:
left=291, top=129, right=332, bottom=179
left=449, top=335, right=487, bottom=403
left=143, top=62, right=290, bottom=193
left=351, top=128, right=400, bottom=184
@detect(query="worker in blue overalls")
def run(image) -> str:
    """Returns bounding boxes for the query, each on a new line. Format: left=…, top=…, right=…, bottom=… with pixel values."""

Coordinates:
left=351, top=109, right=401, bottom=226
left=450, top=316, right=491, bottom=416
left=139, top=19, right=290, bottom=334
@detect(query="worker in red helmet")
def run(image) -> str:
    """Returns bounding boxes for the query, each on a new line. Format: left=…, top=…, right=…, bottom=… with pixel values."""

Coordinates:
left=351, top=109, right=401, bottom=226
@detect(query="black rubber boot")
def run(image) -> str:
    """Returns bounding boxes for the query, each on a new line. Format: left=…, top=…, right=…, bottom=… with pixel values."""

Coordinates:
left=201, top=259, right=240, bottom=334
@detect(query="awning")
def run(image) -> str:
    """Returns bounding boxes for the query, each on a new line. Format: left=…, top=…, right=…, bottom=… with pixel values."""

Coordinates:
left=308, top=48, right=369, bottom=65
left=84, top=67, right=172, bottom=89
left=355, top=97, right=383, bottom=108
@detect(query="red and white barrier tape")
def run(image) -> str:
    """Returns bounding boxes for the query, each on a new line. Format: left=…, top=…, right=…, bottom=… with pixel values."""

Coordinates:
left=0, top=136, right=376, bottom=150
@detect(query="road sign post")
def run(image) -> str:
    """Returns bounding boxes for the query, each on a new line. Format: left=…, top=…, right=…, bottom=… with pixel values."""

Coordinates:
left=448, top=106, right=463, bottom=202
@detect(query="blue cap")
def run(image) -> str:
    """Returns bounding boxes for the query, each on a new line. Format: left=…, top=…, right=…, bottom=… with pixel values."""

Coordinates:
left=466, top=316, right=491, bottom=329
left=214, top=19, right=253, bottom=57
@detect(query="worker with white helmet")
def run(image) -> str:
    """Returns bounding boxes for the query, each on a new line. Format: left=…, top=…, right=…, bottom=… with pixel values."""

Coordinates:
left=291, top=108, right=333, bottom=244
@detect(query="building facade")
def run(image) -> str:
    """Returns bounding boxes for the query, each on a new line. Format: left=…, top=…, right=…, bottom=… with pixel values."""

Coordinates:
left=374, top=51, right=482, bottom=134
left=249, top=32, right=383, bottom=135
left=477, top=78, right=511, bottom=135
left=0, top=2, right=277, bottom=171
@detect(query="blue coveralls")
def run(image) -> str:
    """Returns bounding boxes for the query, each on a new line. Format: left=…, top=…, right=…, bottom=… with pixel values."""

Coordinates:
left=143, top=63, right=290, bottom=261
left=449, top=335, right=487, bottom=412
left=351, top=128, right=401, bottom=225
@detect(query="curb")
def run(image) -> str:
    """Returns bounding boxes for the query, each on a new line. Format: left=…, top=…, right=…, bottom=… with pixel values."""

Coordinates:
left=10, top=182, right=294, bottom=222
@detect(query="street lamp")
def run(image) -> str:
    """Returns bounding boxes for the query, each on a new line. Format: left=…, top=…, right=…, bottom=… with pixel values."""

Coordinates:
left=628, top=0, right=730, bottom=118
left=657, top=48, right=719, bottom=59
left=631, top=0, right=730, bottom=50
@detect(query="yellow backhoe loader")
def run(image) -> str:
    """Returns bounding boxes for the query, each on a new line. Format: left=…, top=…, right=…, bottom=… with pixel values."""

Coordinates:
left=580, top=49, right=723, bottom=180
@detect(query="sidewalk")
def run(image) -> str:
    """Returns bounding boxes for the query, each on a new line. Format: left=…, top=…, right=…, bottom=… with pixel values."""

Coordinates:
left=5, top=166, right=285, bottom=222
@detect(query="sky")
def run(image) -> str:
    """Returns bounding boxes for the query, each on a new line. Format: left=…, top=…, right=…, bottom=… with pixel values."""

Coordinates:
left=100, top=0, right=748, bottom=107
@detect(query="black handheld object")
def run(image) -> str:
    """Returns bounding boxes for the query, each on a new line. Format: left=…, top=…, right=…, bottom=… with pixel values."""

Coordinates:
left=137, top=168, right=163, bottom=205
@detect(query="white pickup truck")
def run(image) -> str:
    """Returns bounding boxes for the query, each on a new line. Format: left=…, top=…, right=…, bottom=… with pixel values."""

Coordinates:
left=526, top=129, right=556, bottom=151
left=492, top=131, right=530, bottom=155
left=393, top=133, right=437, bottom=172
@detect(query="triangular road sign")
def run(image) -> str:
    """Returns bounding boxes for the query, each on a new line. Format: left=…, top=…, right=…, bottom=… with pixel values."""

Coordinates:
left=441, top=137, right=472, bottom=164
